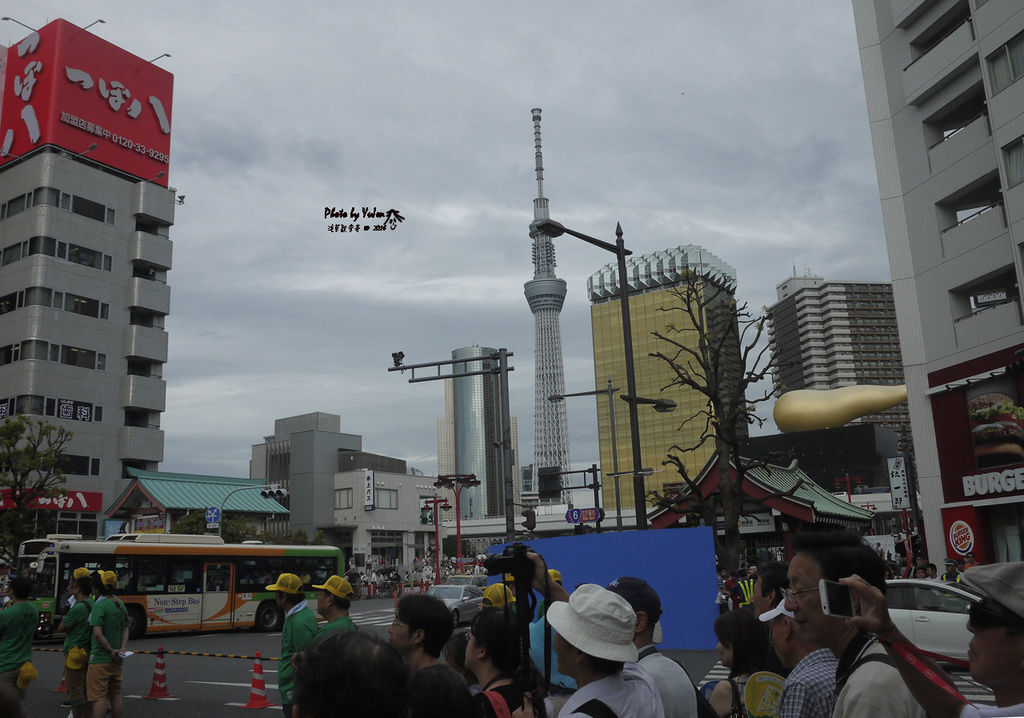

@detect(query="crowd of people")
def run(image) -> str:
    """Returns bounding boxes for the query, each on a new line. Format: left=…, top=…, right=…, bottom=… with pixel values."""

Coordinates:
left=2, top=534, right=1022, bottom=718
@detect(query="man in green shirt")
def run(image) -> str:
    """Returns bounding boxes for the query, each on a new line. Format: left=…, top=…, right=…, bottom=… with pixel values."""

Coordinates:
left=87, top=571, right=128, bottom=718
left=313, top=575, right=357, bottom=633
left=267, top=572, right=318, bottom=718
left=0, top=577, right=38, bottom=700
left=58, top=575, right=94, bottom=718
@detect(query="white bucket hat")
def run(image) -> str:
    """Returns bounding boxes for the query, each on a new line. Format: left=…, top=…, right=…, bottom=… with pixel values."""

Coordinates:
left=546, top=583, right=639, bottom=663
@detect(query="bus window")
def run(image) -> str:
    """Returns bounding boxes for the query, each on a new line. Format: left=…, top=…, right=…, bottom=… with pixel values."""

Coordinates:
left=132, top=558, right=167, bottom=593
left=205, top=564, right=231, bottom=592
left=168, top=559, right=202, bottom=593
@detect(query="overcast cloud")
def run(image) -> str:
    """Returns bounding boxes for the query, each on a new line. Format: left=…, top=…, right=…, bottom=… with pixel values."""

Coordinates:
left=10, top=2, right=889, bottom=479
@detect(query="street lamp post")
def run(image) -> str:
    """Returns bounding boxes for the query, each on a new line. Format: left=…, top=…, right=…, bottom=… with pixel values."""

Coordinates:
left=421, top=497, right=451, bottom=583
left=550, top=383, right=676, bottom=531
left=217, top=484, right=287, bottom=537
left=537, top=219, right=650, bottom=528
left=434, top=474, right=480, bottom=570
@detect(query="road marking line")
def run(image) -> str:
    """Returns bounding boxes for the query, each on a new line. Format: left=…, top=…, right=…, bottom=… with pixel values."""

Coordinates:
left=185, top=680, right=278, bottom=689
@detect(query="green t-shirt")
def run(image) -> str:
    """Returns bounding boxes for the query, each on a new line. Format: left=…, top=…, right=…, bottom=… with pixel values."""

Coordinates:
left=62, top=599, right=93, bottom=653
left=320, top=615, right=356, bottom=634
left=88, top=596, right=127, bottom=665
left=279, top=604, right=318, bottom=704
left=0, top=601, right=38, bottom=673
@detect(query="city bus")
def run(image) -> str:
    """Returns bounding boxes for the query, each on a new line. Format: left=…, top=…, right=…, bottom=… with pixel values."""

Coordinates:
left=16, top=533, right=342, bottom=639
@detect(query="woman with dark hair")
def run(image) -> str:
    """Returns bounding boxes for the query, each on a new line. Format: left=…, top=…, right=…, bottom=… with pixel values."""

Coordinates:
left=465, top=609, right=547, bottom=718
left=444, top=631, right=480, bottom=693
left=292, top=630, right=409, bottom=718
left=409, top=663, right=477, bottom=718
left=709, top=608, right=770, bottom=718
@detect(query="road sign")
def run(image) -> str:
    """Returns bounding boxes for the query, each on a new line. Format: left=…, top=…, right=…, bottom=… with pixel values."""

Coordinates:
left=205, top=506, right=221, bottom=525
left=887, top=457, right=909, bottom=510
left=565, top=507, right=600, bottom=524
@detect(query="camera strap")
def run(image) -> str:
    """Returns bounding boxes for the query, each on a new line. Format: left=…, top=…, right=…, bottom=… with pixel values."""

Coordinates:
left=881, top=639, right=967, bottom=699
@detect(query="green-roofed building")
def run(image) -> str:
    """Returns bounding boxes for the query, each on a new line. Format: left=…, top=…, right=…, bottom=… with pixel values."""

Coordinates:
left=105, top=468, right=288, bottom=535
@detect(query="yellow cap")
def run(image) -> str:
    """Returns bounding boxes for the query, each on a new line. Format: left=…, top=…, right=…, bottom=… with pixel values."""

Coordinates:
left=312, top=575, right=354, bottom=600
left=66, top=646, right=88, bottom=670
left=17, top=661, right=39, bottom=689
left=482, top=584, right=514, bottom=607
left=73, top=567, right=91, bottom=580
left=547, top=569, right=562, bottom=585
left=100, top=570, right=118, bottom=588
left=265, top=572, right=304, bottom=594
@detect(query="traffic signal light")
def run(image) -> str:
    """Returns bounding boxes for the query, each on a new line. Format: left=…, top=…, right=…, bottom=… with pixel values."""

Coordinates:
left=261, top=485, right=288, bottom=499
left=538, top=466, right=561, bottom=501
left=522, top=508, right=536, bottom=532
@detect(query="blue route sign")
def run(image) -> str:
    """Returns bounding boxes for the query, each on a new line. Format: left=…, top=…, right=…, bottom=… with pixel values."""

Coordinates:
left=205, top=506, right=221, bottom=524
left=564, top=508, right=582, bottom=524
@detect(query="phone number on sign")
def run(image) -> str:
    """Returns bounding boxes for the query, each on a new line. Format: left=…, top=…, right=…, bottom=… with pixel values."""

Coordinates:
left=110, top=133, right=169, bottom=164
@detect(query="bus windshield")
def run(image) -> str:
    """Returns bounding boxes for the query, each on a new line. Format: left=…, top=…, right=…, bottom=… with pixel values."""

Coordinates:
left=16, top=555, right=57, bottom=598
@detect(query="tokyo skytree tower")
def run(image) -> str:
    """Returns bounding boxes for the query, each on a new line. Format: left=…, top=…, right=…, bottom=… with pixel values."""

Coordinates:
left=524, top=108, right=570, bottom=489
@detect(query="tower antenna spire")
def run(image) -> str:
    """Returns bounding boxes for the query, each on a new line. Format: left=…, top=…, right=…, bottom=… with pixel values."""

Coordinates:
left=533, top=107, right=545, bottom=202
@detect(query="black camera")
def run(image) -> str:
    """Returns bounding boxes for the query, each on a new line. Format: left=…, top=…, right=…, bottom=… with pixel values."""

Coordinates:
left=482, top=542, right=533, bottom=578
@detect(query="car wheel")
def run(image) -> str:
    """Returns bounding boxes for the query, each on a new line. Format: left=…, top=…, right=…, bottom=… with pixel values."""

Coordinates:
left=127, top=605, right=147, bottom=640
left=255, top=600, right=283, bottom=632
left=452, top=609, right=460, bottom=626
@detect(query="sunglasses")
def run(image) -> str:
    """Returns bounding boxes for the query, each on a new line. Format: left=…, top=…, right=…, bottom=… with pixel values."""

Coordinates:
left=968, top=601, right=1024, bottom=631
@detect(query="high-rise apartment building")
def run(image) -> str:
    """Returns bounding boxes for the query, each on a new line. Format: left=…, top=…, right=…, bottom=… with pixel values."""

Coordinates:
left=436, top=345, right=520, bottom=519
left=587, top=245, right=736, bottom=514
left=853, top=0, right=1024, bottom=563
left=0, top=20, right=175, bottom=537
left=767, top=276, right=911, bottom=462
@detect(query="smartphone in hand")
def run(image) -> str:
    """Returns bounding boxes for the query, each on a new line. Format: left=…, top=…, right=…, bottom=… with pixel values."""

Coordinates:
left=819, top=579, right=855, bottom=618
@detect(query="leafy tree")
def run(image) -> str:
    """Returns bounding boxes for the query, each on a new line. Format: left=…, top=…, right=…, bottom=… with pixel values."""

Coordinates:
left=0, top=417, right=73, bottom=563
left=258, top=528, right=326, bottom=545
left=647, top=269, right=798, bottom=571
left=171, top=510, right=258, bottom=544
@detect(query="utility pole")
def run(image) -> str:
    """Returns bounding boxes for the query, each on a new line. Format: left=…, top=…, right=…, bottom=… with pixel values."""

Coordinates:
left=389, top=349, right=517, bottom=543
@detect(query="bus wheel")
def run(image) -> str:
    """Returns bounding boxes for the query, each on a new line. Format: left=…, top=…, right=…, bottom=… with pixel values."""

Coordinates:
left=255, top=601, right=283, bottom=632
left=127, top=606, right=147, bottom=640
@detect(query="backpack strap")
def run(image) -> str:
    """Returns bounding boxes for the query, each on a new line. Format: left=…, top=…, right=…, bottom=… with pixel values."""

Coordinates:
left=575, top=698, right=619, bottom=718
left=637, top=645, right=659, bottom=661
left=728, top=678, right=744, bottom=718
left=480, top=690, right=513, bottom=718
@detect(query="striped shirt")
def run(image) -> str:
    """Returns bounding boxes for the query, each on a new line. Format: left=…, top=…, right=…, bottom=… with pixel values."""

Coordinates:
left=779, top=648, right=837, bottom=718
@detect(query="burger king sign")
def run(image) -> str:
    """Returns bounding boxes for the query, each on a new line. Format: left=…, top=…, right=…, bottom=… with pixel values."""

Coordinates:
left=948, top=520, right=974, bottom=556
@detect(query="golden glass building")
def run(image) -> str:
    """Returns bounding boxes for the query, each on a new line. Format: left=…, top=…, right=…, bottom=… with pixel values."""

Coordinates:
left=588, top=245, right=736, bottom=513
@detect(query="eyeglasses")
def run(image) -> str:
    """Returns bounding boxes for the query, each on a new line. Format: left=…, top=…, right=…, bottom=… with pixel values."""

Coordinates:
left=391, top=616, right=407, bottom=627
left=968, top=601, right=1024, bottom=631
left=781, top=586, right=817, bottom=602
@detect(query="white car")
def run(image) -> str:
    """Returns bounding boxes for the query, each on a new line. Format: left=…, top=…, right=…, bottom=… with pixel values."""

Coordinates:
left=885, top=579, right=980, bottom=661
left=427, top=584, right=484, bottom=625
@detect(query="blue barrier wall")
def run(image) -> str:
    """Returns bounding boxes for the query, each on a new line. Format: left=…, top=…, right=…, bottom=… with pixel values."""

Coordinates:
left=489, top=526, right=718, bottom=650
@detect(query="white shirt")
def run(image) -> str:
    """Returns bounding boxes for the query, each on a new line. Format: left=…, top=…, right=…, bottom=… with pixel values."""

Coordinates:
left=637, top=649, right=698, bottom=718
left=559, top=663, right=665, bottom=718
left=961, top=704, right=1024, bottom=718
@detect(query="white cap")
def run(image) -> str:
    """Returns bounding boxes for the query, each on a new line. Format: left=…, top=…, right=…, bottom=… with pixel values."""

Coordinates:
left=758, top=599, right=794, bottom=622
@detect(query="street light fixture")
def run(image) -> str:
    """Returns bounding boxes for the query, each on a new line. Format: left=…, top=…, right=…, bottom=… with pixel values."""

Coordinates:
left=434, top=474, right=480, bottom=569
left=536, top=218, right=651, bottom=529
left=550, top=382, right=676, bottom=530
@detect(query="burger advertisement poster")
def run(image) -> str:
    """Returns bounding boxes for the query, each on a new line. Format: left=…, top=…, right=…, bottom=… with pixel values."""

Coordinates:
left=961, top=377, right=1024, bottom=500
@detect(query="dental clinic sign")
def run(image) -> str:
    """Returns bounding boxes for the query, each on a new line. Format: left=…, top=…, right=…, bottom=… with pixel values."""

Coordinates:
left=0, top=19, right=173, bottom=185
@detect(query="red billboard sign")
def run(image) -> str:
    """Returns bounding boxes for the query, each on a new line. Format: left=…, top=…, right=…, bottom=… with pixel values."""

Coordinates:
left=0, top=488, right=104, bottom=512
left=0, top=19, right=172, bottom=185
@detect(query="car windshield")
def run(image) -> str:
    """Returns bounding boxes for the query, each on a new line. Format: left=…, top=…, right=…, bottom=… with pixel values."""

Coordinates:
left=429, top=586, right=463, bottom=599
left=445, top=576, right=471, bottom=585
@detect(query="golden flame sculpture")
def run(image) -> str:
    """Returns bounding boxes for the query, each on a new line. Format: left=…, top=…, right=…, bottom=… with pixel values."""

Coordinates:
left=773, top=384, right=908, bottom=433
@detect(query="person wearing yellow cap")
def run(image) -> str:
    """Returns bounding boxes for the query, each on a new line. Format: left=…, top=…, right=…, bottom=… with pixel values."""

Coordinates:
left=481, top=583, right=515, bottom=609
left=0, top=577, right=38, bottom=702
left=87, top=571, right=128, bottom=718
left=313, top=575, right=356, bottom=634
left=266, top=572, right=318, bottom=717
left=66, top=567, right=91, bottom=610
left=58, top=574, right=94, bottom=718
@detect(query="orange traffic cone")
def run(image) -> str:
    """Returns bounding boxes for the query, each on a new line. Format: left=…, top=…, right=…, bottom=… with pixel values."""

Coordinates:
left=50, top=673, right=66, bottom=694
left=144, top=646, right=174, bottom=699
left=242, top=650, right=274, bottom=709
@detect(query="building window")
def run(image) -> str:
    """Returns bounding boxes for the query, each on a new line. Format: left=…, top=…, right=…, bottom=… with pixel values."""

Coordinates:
left=335, top=488, right=353, bottom=510
left=988, top=32, right=1024, bottom=93
left=1006, top=136, right=1024, bottom=187
left=375, top=488, right=398, bottom=510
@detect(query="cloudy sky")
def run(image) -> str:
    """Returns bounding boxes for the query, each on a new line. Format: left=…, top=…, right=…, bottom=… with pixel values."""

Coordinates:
left=10, top=2, right=890, bottom=479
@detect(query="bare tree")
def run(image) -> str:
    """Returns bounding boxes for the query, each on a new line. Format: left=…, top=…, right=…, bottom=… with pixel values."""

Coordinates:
left=0, top=417, right=73, bottom=563
left=647, top=269, right=785, bottom=571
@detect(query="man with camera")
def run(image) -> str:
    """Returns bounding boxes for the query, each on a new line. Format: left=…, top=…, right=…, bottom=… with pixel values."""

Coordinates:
left=844, top=561, right=1024, bottom=718
left=784, top=531, right=923, bottom=718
